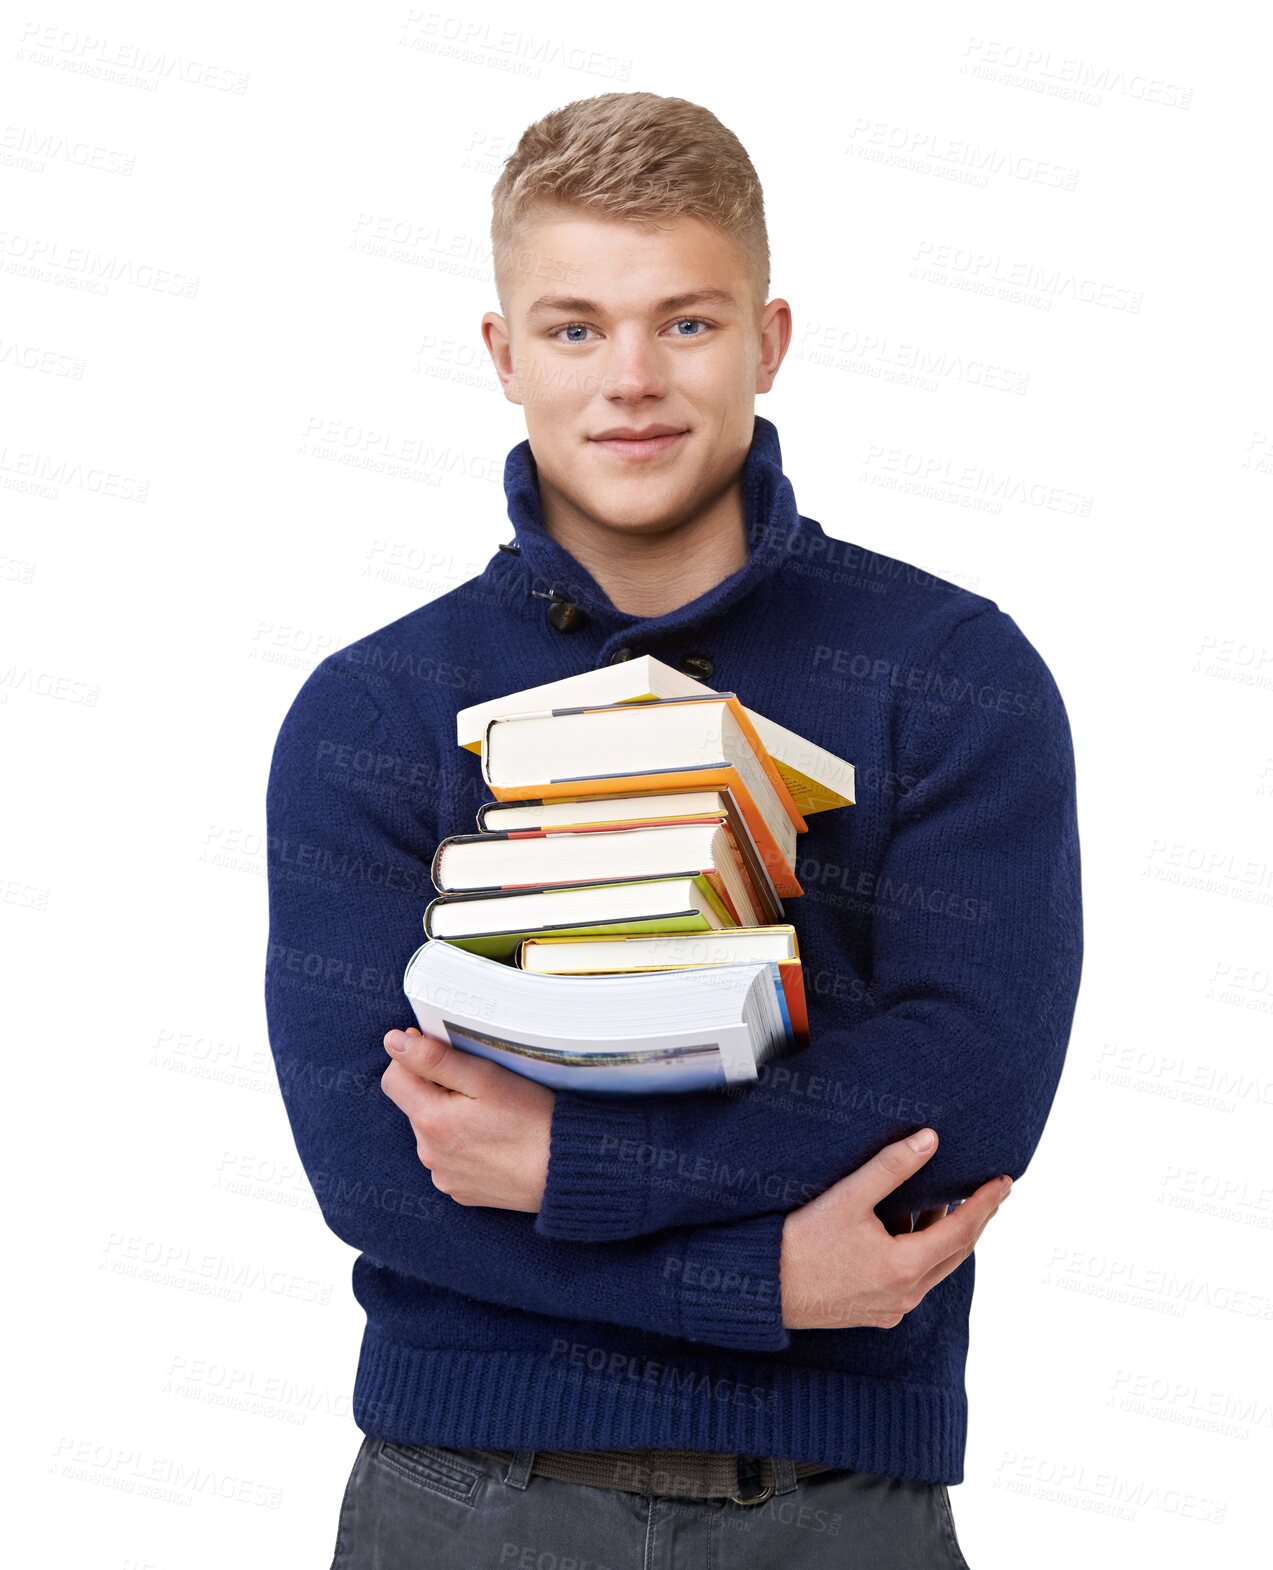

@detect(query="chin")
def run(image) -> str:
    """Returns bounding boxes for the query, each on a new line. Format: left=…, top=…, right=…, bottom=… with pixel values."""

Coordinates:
left=570, top=477, right=681, bottom=526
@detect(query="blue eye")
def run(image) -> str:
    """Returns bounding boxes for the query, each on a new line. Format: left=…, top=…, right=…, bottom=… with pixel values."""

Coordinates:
left=548, top=317, right=716, bottom=343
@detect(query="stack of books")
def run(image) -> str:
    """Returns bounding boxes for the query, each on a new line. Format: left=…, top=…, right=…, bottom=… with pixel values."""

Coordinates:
left=402, top=656, right=855, bottom=1095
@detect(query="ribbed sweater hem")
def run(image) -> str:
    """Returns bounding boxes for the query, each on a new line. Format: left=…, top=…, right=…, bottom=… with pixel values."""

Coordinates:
left=351, top=1331, right=968, bottom=1485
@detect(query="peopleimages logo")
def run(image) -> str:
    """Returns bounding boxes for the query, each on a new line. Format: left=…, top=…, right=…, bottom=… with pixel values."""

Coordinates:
left=810, top=645, right=1045, bottom=716
left=545, top=1339, right=777, bottom=1414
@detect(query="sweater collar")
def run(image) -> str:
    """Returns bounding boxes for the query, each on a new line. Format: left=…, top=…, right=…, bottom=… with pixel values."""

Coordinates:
left=497, top=414, right=815, bottom=643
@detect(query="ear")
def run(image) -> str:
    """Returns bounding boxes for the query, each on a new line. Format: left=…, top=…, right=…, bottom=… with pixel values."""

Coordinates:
left=755, top=298, right=792, bottom=395
left=481, top=311, right=523, bottom=406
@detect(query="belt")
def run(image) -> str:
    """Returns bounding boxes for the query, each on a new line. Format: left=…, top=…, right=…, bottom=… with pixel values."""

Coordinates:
left=475, top=1446, right=832, bottom=1503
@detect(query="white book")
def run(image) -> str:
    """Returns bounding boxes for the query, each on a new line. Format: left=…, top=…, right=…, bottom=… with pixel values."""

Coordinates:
left=404, top=939, right=792, bottom=1094
left=481, top=696, right=802, bottom=898
left=475, top=786, right=791, bottom=899
left=455, top=654, right=855, bottom=815
left=434, top=822, right=763, bottom=926
left=425, top=873, right=732, bottom=937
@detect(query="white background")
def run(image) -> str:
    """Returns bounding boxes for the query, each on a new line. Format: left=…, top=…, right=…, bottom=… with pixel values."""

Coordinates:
left=4, top=2, right=1270, bottom=1565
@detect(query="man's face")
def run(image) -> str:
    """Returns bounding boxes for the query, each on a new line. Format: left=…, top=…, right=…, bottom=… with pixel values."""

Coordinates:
left=482, top=206, right=789, bottom=538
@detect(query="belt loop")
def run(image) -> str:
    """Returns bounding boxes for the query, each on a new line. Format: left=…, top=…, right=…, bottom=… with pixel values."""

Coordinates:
left=768, top=1457, right=798, bottom=1495
left=503, top=1449, right=536, bottom=1490
left=729, top=1454, right=774, bottom=1507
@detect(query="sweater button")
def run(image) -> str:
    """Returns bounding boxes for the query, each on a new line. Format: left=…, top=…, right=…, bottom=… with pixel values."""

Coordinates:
left=679, top=653, right=715, bottom=680
left=607, top=645, right=636, bottom=664
left=547, top=599, right=587, bottom=632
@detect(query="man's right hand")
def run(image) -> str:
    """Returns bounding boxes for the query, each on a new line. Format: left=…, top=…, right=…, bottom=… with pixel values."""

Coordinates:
left=779, top=1130, right=1011, bottom=1330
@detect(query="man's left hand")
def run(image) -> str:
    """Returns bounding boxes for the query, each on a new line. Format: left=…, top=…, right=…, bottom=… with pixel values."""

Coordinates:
left=381, top=1027, right=555, bottom=1213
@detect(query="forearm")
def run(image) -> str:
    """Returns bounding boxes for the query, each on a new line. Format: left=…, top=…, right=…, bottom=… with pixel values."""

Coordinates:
left=535, top=986, right=1064, bottom=1240
left=535, top=607, right=1084, bottom=1243
left=272, top=1002, right=791, bottom=1350
left=264, top=657, right=792, bottom=1352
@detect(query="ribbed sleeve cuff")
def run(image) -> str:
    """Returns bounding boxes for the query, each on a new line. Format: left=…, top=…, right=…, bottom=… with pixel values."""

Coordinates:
left=533, top=1093, right=651, bottom=1242
left=676, top=1209, right=791, bottom=1352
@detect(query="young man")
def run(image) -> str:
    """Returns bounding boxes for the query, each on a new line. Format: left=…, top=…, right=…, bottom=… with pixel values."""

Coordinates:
left=264, top=92, right=1082, bottom=1568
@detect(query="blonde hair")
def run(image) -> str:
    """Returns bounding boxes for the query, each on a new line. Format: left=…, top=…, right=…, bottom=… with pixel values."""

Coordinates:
left=490, top=92, right=769, bottom=320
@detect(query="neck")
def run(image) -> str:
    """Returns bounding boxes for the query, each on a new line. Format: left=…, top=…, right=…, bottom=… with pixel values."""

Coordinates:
left=537, top=478, right=750, bottom=619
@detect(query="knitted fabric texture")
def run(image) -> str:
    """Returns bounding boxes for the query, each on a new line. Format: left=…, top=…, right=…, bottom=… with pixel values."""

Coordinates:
left=263, top=415, right=1083, bottom=1484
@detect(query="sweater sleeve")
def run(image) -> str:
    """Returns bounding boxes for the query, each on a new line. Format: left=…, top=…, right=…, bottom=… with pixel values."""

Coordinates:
left=534, top=607, right=1084, bottom=1242
left=263, top=658, right=791, bottom=1353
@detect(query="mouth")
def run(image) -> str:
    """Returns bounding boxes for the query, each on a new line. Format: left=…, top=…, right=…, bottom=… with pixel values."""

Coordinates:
left=589, top=428, right=689, bottom=460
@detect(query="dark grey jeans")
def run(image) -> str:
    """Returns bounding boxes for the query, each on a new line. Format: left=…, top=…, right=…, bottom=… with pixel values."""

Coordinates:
left=329, top=1435, right=973, bottom=1568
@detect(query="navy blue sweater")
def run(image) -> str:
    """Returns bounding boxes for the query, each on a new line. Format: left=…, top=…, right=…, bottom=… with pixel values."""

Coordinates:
left=263, top=416, right=1083, bottom=1484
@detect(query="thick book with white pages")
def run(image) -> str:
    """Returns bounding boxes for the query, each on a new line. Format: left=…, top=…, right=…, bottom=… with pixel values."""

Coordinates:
left=481, top=694, right=807, bottom=898
left=403, top=938, right=795, bottom=1094
left=474, top=785, right=787, bottom=915
left=455, top=654, right=855, bottom=815
left=422, top=872, right=735, bottom=961
left=432, top=821, right=769, bottom=927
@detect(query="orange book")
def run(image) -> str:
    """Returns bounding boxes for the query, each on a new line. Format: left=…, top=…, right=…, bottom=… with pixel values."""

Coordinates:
left=481, top=694, right=808, bottom=898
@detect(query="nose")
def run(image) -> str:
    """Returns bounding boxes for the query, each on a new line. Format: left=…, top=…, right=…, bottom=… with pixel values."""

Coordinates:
left=598, top=328, right=669, bottom=401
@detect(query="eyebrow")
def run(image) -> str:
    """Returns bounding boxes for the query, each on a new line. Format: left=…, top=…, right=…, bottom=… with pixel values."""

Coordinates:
left=525, top=287, right=740, bottom=318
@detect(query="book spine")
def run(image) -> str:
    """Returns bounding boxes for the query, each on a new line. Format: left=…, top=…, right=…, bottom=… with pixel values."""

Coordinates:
left=767, top=960, right=794, bottom=1047
left=432, top=829, right=525, bottom=893
left=721, top=693, right=809, bottom=834
left=485, top=769, right=804, bottom=898
left=716, top=818, right=782, bottom=925
left=780, top=960, right=810, bottom=1047
left=700, top=863, right=745, bottom=927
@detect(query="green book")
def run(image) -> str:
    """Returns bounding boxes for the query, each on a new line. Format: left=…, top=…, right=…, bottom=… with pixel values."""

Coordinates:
left=422, top=873, right=734, bottom=964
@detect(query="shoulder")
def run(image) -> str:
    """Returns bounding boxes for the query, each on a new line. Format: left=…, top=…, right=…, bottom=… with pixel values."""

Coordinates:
left=786, top=519, right=997, bottom=645
left=794, top=524, right=1065, bottom=700
left=898, top=598, right=1075, bottom=774
left=272, top=571, right=504, bottom=748
left=788, top=526, right=1074, bottom=750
